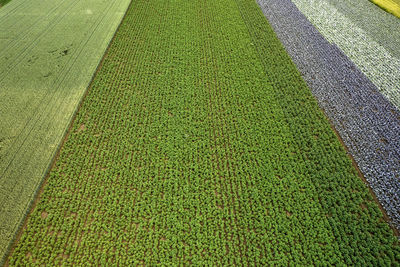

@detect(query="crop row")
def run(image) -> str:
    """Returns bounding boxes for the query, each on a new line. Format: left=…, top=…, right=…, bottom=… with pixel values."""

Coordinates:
left=256, top=0, right=400, bottom=232
left=327, top=0, right=400, bottom=59
left=235, top=0, right=399, bottom=262
left=6, top=0, right=400, bottom=265
left=291, top=0, right=400, bottom=110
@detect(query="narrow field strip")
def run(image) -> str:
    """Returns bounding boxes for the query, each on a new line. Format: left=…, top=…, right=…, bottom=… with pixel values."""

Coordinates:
left=291, top=0, right=400, bottom=111
left=5, top=0, right=399, bottom=265
left=0, top=0, right=131, bottom=260
left=326, top=0, right=400, bottom=61
left=257, top=0, right=400, bottom=233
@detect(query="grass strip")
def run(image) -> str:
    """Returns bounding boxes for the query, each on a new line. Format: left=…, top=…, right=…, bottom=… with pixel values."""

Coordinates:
left=326, top=0, right=400, bottom=60
left=5, top=0, right=400, bottom=265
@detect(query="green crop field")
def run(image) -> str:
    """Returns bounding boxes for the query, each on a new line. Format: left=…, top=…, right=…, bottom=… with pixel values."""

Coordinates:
left=0, top=0, right=131, bottom=260
left=3, top=0, right=400, bottom=265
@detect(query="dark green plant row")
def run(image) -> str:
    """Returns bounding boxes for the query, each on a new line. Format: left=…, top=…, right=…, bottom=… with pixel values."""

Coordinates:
left=236, top=0, right=400, bottom=263
left=0, top=0, right=11, bottom=7
left=6, top=0, right=399, bottom=265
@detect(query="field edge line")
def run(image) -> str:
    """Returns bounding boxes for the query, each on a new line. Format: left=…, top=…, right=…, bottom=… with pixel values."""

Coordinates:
left=0, top=0, right=134, bottom=265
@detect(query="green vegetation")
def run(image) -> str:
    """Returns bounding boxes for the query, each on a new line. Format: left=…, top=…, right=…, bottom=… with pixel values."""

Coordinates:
left=0, top=0, right=11, bottom=7
left=6, top=0, right=400, bottom=265
left=0, top=0, right=131, bottom=261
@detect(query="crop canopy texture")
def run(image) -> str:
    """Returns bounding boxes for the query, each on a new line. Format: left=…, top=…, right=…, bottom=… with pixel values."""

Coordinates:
left=4, top=0, right=400, bottom=265
left=0, top=0, right=130, bottom=260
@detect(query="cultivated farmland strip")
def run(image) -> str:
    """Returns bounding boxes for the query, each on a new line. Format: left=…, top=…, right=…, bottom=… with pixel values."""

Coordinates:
left=5, top=0, right=399, bottom=265
left=0, top=0, right=131, bottom=260
left=0, top=0, right=76, bottom=62
left=236, top=0, right=399, bottom=261
left=291, top=0, right=400, bottom=110
left=327, top=0, right=400, bottom=60
left=257, top=0, right=400, bottom=234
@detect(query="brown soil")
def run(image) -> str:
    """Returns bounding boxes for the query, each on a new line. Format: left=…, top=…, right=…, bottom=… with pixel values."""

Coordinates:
left=77, top=124, right=86, bottom=133
left=40, top=211, right=48, bottom=219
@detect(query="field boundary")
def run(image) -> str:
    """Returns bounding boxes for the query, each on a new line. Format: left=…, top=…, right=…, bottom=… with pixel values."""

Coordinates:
left=252, top=0, right=399, bottom=239
left=257, top=0, right=400, bottom=234
left=1, top=0, right=134, bottom=265
left=320, top=109, right=399, bottom=238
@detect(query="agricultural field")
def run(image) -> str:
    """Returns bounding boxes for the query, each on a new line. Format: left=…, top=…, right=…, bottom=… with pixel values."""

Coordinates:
left=259, top=0, right=400, bottom=233
left=2, top=0, right=399, bottom=265
left=1, top=0, right=400, bottom=265
left=292, top=0, right=400, bottom=110
left=0, top=0, right=131, bottom=259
